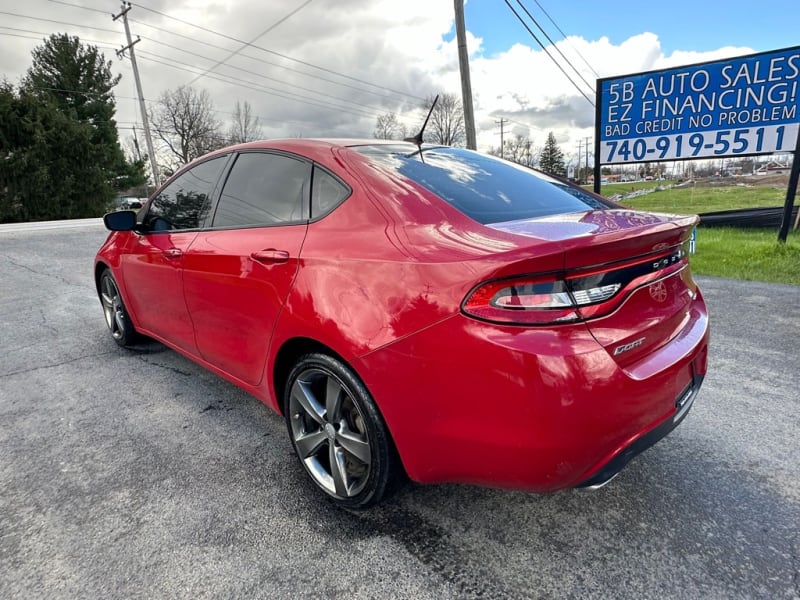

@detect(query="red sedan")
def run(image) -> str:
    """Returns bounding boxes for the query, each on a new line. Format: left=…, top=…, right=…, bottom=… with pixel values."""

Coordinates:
left=95, top=139, right=709, bottom=508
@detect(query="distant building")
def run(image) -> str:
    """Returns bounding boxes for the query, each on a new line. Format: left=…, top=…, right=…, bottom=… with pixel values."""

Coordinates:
left=754, top=161, right=790, bottom=175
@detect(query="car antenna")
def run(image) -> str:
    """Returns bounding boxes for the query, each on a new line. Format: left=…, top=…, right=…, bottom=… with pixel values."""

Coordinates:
left=404, top=94, right=438, bottom=161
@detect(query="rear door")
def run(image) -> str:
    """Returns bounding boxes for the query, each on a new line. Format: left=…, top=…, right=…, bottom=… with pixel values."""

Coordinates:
left=181, top=151, right=312, bottom=386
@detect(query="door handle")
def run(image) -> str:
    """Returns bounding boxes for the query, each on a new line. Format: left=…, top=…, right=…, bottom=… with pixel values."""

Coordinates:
left=164, top=248, right=182, bottom=259
left=250, top=249, right=290, bottom=264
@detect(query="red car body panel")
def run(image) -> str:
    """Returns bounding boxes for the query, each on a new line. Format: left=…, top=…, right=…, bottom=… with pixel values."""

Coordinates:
left=181, top=225, right=309, bottom=386
left=121, top=231, right=200, bottom=353
left=95, top=139, right=710, bottom=493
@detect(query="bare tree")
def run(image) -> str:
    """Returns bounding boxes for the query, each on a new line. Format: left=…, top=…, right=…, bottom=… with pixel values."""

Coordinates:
left=373, top=112, right=406, bottom=140
left=420, top=93, right=465, bottom=147
left=150, top=86, right=222, bottom=170
left=489, top=134, right=539, bottom=168
left=228, top=100, right=263, bottom=144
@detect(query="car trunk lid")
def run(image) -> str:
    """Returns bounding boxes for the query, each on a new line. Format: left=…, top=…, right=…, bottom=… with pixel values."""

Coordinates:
left=488, top=209, right=699, bottom=366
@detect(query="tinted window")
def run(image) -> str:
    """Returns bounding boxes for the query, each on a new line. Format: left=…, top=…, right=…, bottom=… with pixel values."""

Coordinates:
left=146, top=156, right=227, bottom=230
left=213, top=153, right=311, bottom=228
left=311, top=167, right=350, bottom=218
left=354, top=145, right=612, bottom=224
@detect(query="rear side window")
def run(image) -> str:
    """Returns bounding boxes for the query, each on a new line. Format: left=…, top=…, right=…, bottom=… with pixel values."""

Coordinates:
left=354, top=145, right=611, bottom=224
left=311, top=167, right=350, bottom=218
left=146, top=156, right=228, bottom=230
left=213, top=152, right=311, bottom=228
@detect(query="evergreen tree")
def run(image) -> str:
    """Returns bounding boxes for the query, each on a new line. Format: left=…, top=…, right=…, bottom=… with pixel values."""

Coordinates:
left=0, top=34, right=144, bottom=222
left=539, top=131, right=566, bottom=176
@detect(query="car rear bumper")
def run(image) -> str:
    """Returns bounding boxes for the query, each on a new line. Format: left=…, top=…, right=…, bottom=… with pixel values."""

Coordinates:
left=357, top=291, right=709, bottom=492
left=575, top=370, right=704, bottom=489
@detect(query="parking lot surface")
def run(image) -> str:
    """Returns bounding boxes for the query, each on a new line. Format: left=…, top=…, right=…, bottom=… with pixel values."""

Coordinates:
left=1, top=222, right=798, bottom=599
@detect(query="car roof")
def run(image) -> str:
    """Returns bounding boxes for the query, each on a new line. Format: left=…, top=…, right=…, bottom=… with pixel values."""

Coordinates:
left=191, top=138, right=440, bottom=171
left=225, top=138, right=417, bottom=152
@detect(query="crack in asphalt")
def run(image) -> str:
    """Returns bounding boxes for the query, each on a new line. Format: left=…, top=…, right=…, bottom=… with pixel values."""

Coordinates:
left=792, top=534, right=800, bottom=598
left=0, top=253, right=87, bottom=290
left=0, top=350, right=117, bottom=379
left=134, top=355, right=194, bottom=378
left=36, top=307, right=60, bottom=338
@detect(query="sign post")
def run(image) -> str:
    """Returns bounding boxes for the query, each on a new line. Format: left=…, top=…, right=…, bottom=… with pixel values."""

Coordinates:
left=777, top=123, right=800, bottom=242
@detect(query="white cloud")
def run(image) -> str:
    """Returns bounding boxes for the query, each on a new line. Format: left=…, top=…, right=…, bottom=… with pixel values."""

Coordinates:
left=0, top=0, right=754, bottom=167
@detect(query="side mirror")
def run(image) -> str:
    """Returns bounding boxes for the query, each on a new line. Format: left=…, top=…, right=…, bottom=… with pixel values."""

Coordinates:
left=103, top=210, right=137, bottom=231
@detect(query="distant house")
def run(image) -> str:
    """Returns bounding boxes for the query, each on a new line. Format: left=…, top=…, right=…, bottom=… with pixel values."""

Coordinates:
left=755, top=161, right=790, bottom=175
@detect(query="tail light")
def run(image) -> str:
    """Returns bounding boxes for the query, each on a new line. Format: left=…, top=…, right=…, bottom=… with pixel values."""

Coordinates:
left=462, top=244, right=688, bottom=326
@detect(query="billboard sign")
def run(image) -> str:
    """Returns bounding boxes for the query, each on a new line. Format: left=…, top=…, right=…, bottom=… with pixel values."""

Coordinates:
left=597, top=46, right=800, bottom=164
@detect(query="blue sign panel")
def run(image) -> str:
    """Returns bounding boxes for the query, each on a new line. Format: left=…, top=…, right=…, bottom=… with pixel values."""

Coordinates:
left=598, top=47, right=800, bottom=164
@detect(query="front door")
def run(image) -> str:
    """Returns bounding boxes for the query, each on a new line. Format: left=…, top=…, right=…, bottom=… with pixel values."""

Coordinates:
left=119, top=154, right=230, bottom=353
left=122, top=231, right=198, bottom=352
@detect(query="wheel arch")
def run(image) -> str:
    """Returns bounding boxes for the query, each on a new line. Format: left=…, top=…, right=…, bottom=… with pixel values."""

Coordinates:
left=94, top=261, right=142, bottom=333
left=94, top=261, right=110, bottom=297
left=272, top=337, right=349, bottom=416
left=273, top=337, right=408, bottom=495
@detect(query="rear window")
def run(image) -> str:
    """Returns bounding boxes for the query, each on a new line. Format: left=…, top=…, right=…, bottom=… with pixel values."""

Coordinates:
left=353, top=145, right=612, bottom=224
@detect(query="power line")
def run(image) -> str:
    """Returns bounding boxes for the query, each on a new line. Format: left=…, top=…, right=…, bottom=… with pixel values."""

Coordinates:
left=135, top=27, right=404, bottom=104
left=0, top=31, right=119, bottom=55
left=10, top=1, right=421, bottom=130
left=104, top=13, right=399, bottom=119
left=22, top=83, right=313, bottom=128
left=515, top=1, right=595, bottom=95
left=131, top=1, right=423, bottom=101
left=134, top=51, right=382, bottom=120
left=184, top=0, right=314, bottom=88
left=25, top=85, right=135, bottom=100
left=502, top=0, right=594, bottom=107
left=0, top=25, right=120, bottom=51
left=142, top=37, right=392, bottom=114
left=36, top=0, right=416, bottom=105
left=0, top=10, right=120, bottom=35
left=531, top=0, right=599, bottom=78
left=47, top=0, right=110, bottom=16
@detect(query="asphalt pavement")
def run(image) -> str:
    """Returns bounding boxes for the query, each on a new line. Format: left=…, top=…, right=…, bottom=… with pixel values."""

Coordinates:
left=0, top=221, right=798, bottom=599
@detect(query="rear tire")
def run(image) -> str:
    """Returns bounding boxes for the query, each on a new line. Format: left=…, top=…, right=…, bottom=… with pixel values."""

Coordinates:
left=99, top=269, right=140, bottom=347
left=284, top=353, right=400, bottom=509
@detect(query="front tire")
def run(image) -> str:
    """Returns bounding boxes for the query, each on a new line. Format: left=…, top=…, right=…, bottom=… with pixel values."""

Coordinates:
left=99, top=269, right=140, bottom=347
left=284, top=353, right=399, bottom=509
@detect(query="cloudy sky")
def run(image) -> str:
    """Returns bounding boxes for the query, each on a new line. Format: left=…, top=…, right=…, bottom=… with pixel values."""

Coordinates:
left=1, top=0, right=799, bottom=165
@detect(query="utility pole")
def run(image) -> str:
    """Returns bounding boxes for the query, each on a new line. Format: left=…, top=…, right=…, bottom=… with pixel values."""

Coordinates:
left=495, top=119, right=507, bottom=158
left=576, top=139, right=583, bottom=181
left=113, top=2, right=160, bottom=186
left=454, top=0, right=477, bottom=150
left=584, top=136, right=591, bottom=184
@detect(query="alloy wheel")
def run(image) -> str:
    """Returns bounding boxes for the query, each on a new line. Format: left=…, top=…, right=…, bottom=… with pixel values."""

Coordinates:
left=100, top=273, right=126, bottom=341
left=288, top=368, right=372, bottom=498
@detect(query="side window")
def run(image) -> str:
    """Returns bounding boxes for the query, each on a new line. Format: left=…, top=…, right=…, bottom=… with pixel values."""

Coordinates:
left=311, top=166, right=351, bottom=218
left=146, top=156, right=228, bottom=231
left=213, top=153, right=311, bottom=228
